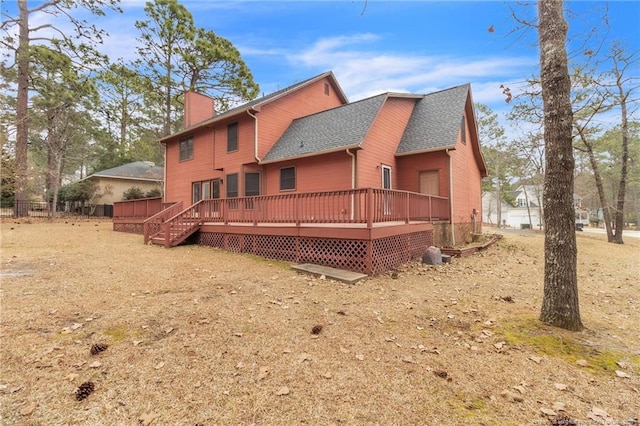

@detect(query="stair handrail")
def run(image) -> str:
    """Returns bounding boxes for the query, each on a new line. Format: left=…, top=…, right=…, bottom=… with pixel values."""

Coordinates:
left=161, top=200, right=205, bottom=248
left=143, top=201, right=183, bottom=244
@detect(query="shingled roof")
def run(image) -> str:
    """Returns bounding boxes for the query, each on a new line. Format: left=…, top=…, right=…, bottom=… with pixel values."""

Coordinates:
left=262, top=83, right=472, bottom=163
left=159, top=71, right=348, bottom=143
left=262, top=93, right=388, bottom=163
left=86, top=161, right=163, bottom=181
left=396, top=84, right=470, bottom=155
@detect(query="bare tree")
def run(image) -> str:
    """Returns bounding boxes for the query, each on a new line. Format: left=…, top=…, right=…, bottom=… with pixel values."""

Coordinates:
left=572, top=44, right=638, bottom=243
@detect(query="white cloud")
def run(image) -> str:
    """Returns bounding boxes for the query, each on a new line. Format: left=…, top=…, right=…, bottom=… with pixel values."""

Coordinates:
left=285, top=34, right=538, bottom=104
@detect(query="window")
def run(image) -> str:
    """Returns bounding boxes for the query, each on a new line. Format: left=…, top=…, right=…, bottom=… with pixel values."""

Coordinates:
left=192, top=182, right=201, bottom=203
left=280, top=167, right=296, bottom=191
left=245, top=173, right=260, bottom=196
left=180, top=137, right=193, bottom=161
left=202, top=181, right=211, bottom=200
left=460, top=116, right=466, bottom=144
left=227, top=122, right=238, bottom=152
left=226, top=173, right=238, bottom=198
left=212, top=179, right=220, bottom=199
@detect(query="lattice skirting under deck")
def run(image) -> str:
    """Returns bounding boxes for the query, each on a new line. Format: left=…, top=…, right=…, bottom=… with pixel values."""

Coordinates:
left=113, top=223, right=143, bottom=234
left=196, top=230, right=433, bottom=275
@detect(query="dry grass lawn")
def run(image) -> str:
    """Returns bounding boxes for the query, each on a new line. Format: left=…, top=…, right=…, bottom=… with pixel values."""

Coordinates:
left=1, top=219, right=639, bottom=425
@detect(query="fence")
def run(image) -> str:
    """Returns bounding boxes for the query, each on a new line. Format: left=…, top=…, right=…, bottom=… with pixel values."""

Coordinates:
left=0, top=200, right=113, bottom=218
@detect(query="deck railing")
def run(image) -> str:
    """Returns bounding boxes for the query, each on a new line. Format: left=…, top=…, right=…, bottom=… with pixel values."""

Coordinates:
left=113, top=197, right=165, bottom=219
left=166, top=188, right=449, bottom=226
left=116, top=188, right=449, bottom=231
left=143, top=201, right=183, bottom=244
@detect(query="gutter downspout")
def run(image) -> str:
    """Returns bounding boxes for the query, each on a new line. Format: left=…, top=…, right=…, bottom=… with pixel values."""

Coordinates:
left=446, top=149, right=455, bottom=245
left=247, top=109, right=259, bottom=163
left=247, top=109, right=263, bottom=195
left=162, top=142, right=167, bottom=202
left=346, top=149, right=356, bottom=189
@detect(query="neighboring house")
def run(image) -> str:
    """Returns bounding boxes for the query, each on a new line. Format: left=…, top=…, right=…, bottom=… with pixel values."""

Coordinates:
left=483, top=184, right=589, bottom=229
left=84, top=161, right=164, bottom=205
left=161, top=71, right=486, bottom=229
left=115, top=71, right=488, bottom=274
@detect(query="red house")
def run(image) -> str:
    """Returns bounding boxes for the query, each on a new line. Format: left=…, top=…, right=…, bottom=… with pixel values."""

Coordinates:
left=114, top=71, right=488, bottom=274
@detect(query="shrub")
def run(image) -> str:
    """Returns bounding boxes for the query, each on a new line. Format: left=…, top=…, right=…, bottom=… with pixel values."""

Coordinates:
left=145, top=188, right=162, bottom=198
left=122, top=187, right=146, bottom=200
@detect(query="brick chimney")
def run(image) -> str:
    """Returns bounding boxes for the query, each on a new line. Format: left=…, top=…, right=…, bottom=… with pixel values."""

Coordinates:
left=184, top=91, right=215, bottom=128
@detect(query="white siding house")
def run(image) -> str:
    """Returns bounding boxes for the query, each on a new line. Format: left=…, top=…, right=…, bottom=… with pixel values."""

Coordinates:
left=483, top=184, right=589, bottom=229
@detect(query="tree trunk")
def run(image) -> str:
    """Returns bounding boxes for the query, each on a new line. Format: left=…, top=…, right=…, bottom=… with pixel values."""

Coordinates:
left=164, top=55, right=172, bottom=136
left=496, top=162, right=502, bottom=228
left=537, top=0, right=583, bottom=331
left=14, top=0, right=30, bottom=217
left=612, top=64, right=629, bottom=244
left=577, top=129, right=614, bottom=242
left=523, top=185, right=533, bottom=228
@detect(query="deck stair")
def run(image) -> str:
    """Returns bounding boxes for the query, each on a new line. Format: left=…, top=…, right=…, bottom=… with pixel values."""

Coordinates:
left=149, top=201, right=204, bottom=247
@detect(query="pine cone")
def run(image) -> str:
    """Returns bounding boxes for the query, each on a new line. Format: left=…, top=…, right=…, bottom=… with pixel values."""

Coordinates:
left=90, top=343, right=109, bottom=355
left=75, top=381, right=95, bottom=401
left=433, top=370, right=448, bottom=379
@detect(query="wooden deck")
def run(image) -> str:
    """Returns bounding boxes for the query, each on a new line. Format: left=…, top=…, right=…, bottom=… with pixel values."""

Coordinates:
left=113, top=189, right=450, bottom=275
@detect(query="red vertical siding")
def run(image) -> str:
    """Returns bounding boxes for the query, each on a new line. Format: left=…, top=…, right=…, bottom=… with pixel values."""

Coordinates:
left=164, top=129, right=220, bottom=206
left=165, top=76, right=346, bottom=206
left=450, top=103, right=483, bottom=228
left=357, top=97, right=417, bottom=188
left=257, top=78, right=346, bottom=160
left=265, top=151, right=352, bottom=194
left=396, top=152, right=450, bottom=196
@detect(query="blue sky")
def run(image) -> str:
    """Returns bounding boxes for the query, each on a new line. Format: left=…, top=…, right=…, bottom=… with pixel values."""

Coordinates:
left=3, top=1, right=639, bottom=136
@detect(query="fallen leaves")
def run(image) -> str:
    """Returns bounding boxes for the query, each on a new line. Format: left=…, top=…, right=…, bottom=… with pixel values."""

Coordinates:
left=586, top=406, right=612, bottom=423
left=615, top=370, right=632, bottom=378
left=139, top=412, right=159, bottom=425
left=19, top=402, right=37, bottom=415
left=528, top=356, right=543, bottom=364
left=500, top=390, right=524, bottom=403
left=540, top=407, right=557, bottom=416
left=575, top=359, right=589, bottom=367
left=276, top=386, right=290, bottom=396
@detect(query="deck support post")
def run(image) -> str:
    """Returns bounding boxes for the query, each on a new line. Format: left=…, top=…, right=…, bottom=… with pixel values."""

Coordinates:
left=405, top=192, right=410, bottom=224
left=366, top=188, right=373, bottom=229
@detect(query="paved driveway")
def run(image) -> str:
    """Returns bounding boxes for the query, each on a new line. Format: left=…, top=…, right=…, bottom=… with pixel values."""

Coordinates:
left=582, top=228, right=640, bottom=239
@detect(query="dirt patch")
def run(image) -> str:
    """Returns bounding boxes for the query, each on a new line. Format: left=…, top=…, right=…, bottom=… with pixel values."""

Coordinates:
left=1, top=219, right=638, bottom=425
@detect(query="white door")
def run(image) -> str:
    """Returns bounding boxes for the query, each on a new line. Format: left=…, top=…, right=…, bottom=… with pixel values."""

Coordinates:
left=382, top=165, right=392, bottom=215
